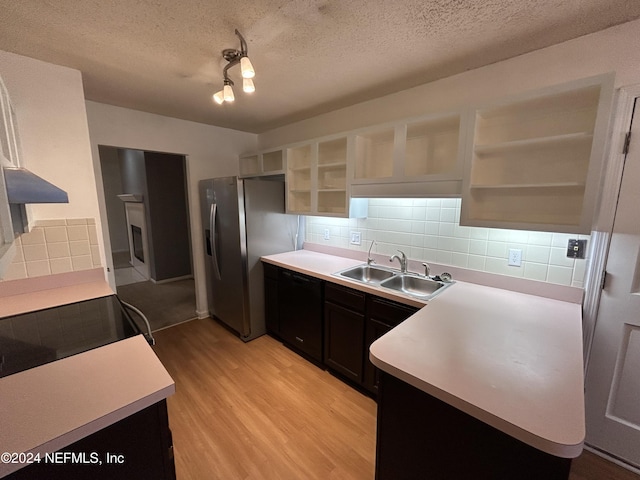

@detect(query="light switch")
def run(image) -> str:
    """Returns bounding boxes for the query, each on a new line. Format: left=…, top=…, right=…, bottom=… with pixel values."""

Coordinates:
left=350, top=231, right=362, bottom=246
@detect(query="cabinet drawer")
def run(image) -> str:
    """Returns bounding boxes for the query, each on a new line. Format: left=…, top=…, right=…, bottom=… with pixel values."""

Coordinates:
left=367, top=296, right=418, bottom=328
left=325, top=282, right=366, bottom=312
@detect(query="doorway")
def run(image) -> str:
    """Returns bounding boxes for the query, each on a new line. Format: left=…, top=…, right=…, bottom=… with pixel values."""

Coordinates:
left=584, top=95, right=640, bottom=472
left=98, top=146, right=196, bottom=331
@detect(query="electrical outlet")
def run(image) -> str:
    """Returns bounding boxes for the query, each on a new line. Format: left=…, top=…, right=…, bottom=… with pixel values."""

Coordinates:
left=350, top=231, right=362, bottom=246
left=323, top=229, right=330, bottom=240
left=508, top=248, right=522, bottom=267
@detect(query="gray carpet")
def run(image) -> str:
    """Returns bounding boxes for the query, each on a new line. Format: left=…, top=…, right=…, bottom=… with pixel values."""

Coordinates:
left=117, top=278, right=196, bottom=331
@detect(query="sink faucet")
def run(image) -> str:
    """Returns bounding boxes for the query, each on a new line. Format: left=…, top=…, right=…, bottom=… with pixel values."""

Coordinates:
left=390, top=250, right=408, bottom=273
left=367, top=240, right=376, bottom=265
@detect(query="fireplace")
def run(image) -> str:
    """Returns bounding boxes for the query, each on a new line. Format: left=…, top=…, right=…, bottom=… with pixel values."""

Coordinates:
left=131, top=225, right=144, bottom=263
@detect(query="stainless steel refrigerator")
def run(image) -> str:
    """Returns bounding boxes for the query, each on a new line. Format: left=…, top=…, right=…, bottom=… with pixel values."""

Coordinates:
left=199, top=176, right=302, bottom=341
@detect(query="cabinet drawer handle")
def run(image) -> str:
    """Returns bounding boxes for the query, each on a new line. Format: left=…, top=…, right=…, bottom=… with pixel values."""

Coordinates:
left=295, top=336, right=304, bottom=343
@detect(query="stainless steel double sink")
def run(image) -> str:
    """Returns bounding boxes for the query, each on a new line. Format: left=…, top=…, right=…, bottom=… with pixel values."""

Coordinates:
left=334, top=263, right=454, bottom=300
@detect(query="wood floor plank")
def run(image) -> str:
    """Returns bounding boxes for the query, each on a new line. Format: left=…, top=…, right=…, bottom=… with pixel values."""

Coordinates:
left=152, top=317, right=638, bottom=480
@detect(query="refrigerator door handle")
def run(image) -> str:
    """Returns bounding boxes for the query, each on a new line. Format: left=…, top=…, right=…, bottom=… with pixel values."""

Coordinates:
left=210, top=203, right=222, bottom=280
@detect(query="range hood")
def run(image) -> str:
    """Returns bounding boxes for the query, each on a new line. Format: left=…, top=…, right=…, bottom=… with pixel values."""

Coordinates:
left=3, top=167, right=69, bottom=235
left=3, top=167, right=69, bottom=204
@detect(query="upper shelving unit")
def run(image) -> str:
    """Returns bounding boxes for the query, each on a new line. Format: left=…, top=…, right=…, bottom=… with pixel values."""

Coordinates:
left=239, top=149, right=285, bottom=178
left=351, top=112, right=465, bottom=197
left=286, top=144, right=313, bottom=214
left=461, top=74, right=614, bottom=233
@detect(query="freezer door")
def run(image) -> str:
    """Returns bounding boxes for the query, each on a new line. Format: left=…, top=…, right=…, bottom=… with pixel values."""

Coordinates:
left=207, top=177, right=250, bottom=337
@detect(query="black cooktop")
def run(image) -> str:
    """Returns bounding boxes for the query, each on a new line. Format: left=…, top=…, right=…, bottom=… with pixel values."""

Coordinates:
left=0, top=294, right=142, bottom=379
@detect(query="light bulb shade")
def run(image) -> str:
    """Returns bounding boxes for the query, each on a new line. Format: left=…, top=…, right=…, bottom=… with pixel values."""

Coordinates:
left=240, top=56, right=255, bottom=78
left=223, top=84, right=235, bottom=102
left=243, top=78, right=255, bottom=93
left=213, top=90, right=225, bottom=104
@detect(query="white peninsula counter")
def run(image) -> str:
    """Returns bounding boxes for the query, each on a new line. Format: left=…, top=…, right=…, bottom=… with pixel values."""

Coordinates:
left=262, top=249, right=585, bottom=479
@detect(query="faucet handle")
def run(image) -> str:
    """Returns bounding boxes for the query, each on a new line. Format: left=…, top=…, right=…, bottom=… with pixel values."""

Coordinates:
left=422, top=262, right=431, bottom=277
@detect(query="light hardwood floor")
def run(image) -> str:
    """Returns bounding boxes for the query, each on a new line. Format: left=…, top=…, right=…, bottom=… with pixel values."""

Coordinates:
left=153, top=318, right=639, bottom=480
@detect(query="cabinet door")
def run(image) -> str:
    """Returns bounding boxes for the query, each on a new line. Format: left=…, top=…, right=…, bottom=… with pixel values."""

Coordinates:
left=363, top=296, right=418, bottom=395
left=278, top=269, right=323, bottom=362
left=324, top=301, right=365, bottom=383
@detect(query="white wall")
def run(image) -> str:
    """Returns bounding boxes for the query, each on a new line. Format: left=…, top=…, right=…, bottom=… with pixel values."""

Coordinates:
left=258, top=19, right=640, bottom=150
left=85, top=102, right=257, bottom=316
left=0, top=51, right=100, bottom=223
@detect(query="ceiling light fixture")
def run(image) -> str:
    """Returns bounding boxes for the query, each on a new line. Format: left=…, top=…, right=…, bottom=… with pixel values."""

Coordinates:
left=212, top=29, right=255, bottom=105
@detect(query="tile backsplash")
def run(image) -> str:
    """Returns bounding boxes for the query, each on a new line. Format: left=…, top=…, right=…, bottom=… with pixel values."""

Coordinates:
left=1, top=218, right=102, bottom=281
left=306, top=199, right=590, bottom=288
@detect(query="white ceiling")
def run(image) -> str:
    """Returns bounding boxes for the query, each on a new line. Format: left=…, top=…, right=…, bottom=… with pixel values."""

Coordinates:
left=1, top=1, right=639, bottom=133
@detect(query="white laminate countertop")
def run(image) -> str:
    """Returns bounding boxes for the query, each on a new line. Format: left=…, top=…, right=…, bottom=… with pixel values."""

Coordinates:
left=0, top=278, right=175, bottom=477
left=262, top=249, right=585, bottom=459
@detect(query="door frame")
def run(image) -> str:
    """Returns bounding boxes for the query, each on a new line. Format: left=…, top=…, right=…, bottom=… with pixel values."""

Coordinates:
left=583, top=84, right=640, bottom=373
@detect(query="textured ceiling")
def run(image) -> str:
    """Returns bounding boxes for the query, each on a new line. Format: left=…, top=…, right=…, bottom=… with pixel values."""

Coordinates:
left=1, top=0, right=639, bottom=133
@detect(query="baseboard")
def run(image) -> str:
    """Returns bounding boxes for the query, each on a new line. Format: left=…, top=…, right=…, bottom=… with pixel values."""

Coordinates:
left=196, top=309, right=209, bottom=319
left=584, top=444, right=640, bottom=475
left=150, top=274, right=194, bottom=285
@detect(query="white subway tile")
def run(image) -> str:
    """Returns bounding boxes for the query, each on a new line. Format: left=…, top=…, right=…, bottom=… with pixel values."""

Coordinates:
left=549, top=247, right=575, bottom=267
left=527, top=245, right=551, bottom=264
left=70, top=240, right=91, bottom=257
left=35, top=219, right=66, bottom=227
left=453, top=225, right=471, bottom=239
left=11, top=245, right=24, bottom=263
left=424, top=235, right=438, bottom=249
left=440, top=208, right=457, bottom=223
left=423, top=248, right=438, bottom=262
left=438, top=223, right=455, bottom=237
left=426, top=199, right=442, bottom=207
left=46, top=242, right=70, bottom=259
left=523, top=263, right=548, bottom=281
left=551, top=233, right=572, bottom=248
left=451, top=253, right=469, bottom=268
left=451, top=238, right=470, bottom=253
left=411, top=221, right=425, bottom=234
left=425, top=222, right=439, bottom=235
left=486, top=241, right=507, bottom=258
left=508, top=230, right=530, bottom=244
left=44, top=226, right=68, bottom=243
left=412, top=207, right=427, bottom=220
left=411, top=234, right=424, bottom=247
left=50, top=258, right=73, bottom=274
left=91, top=245, right=102, bottom=267
left=527, top=232, right=553, bottom=246
left=469, top=240, right=487, bottom=256
left=435, top=250, right=453, bottom=265
left=547, top=265, right=573, bottom=286
left=26, top=260, right=51, bottom=277
left=71, top=256, right=94, bottom=271
left=88, top=225, right=99, bottom=245
left=21, top=227, right=46, bottom=245
left=488, top=229, right=509, bottom=242
left=469, top=227, right=489, bottom=240
left=426, top=208, right=441, bottom=221
left=442, top=198, right=458, bottom=208
left=467, top=255, right=486, bottom=271
left=23, top=244, right=48, bottom=261
left=437, top=236, right=454, bottom=251
left=3, top=262, right=28, bottom=280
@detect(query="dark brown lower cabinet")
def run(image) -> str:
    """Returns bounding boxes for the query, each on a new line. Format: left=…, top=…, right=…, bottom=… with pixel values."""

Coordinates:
left=324, top=283, right=366, bottom=383
left=363, top=296, right=418, bottom=394
left=7, top=400, right=175, bottom=480
left=375, top=372, right=572, bottom=480
left=277, top=268, right=323, bottom=363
